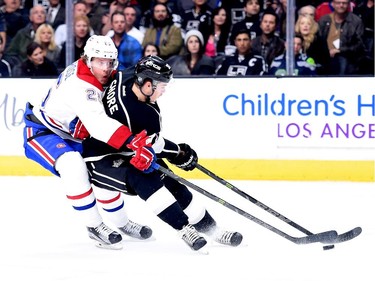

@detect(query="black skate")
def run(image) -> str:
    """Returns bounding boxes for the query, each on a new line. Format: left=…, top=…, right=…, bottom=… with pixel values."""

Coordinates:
left=118, top=220, right=153, bottom=240
left=179, top=224, right=207, bottom=251
left=87, top=222, right=123, bottom=250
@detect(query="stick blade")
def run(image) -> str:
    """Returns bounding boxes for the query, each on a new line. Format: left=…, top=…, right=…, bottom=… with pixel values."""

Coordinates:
left=295, top=230, right=338, bottom=244
left=322, top=226, right=362, bottom=244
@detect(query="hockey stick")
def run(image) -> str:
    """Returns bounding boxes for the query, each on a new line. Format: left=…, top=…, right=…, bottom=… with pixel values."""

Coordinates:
left=154, top=164, right=337, bottom=245
left=195, top=163, right=362, bottom=245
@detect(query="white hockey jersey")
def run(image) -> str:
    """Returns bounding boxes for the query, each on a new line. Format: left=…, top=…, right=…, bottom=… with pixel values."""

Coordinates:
left=32, top=59, right=132, bottom=149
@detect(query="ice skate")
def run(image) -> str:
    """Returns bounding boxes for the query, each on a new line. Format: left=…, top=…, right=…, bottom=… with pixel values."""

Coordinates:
left=87, top=222, right=123, bottom=250
left=179, top=224, right=207, bottom=252
left=210, top=228, right=243, bottom=247
left=118, top=220, right=153, bottom=240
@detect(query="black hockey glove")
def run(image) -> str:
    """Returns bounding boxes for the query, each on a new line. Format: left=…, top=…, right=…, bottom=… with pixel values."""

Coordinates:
left=169, top=143, right=198, bottom=171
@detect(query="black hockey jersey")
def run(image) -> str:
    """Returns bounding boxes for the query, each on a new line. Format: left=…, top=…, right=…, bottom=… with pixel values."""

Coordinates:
left=181, top=5, right=212, bottom=43
left=82, top=70, right=180, bottom=160
left=216, top=53, right=267, bottom=76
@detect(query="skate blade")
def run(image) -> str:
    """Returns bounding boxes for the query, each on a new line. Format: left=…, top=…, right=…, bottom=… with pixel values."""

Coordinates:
left=94, top=241, right=123, bottom=250
left=122, top=235, right=156, bottom=242
left=197, top=247, right=209, bottom=255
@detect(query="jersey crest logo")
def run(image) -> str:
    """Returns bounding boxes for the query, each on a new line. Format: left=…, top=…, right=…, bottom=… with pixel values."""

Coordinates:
left=248, top=58, right=256, bottom=67
left=112, top=158, right=125, bottom=168
left=56, top=143, right=66, bottom=148
left=186, top=21, right=199, bottom=30
left=227, top=65, right=248, bottom=76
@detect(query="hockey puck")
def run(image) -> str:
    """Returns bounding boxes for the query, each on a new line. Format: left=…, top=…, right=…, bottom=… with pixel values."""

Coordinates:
left=323, top=245, right=335, bottom=251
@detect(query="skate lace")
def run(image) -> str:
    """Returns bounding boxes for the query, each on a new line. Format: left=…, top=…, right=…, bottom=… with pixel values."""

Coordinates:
left=123, top=220, right=142, bottom=236
left=181, top=225, right=201, bottom=246
left=215, top=231, right=234, bottom=245
left=95, top=223, right=113, bottom=237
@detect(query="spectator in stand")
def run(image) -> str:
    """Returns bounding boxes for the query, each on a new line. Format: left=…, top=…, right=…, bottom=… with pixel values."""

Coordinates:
left=34, top=23, right=61, bottom=67
left=216, top=29, right=267, bottom=76
left=315, top=0, right=355, bottom=21
left=298, top=4, right=316, bottom=18
left=4, top=4, right=46, bottom=69
left=167, top=29, right=215, bottom=75
left=268, top=33, right=316, bottom=76
left=251, top=9, right=285, bottom=68
left=229, top=0, right=263, bottom=45
left=140, top=0, right=182, bottom=33
left=219, top=0, right=247, bottom=25
left=273, top=0, right=287, bottom=39
left=54, top=1, right=93, bottom=47
left=18, top=41, right=58, bottom=77
left=104, top=5, right=144, bottom=45
left=58, top=14, right=91, bottom=70
left=102, top=0, right=142, bottom=31
left=295, top=0, right=322, bottom=11
left=101, top=1, right=142, bottom=35
left=353, top=0, right=374, bottom=74
left=82, top=0, right=106, bottom=35
left=317, top=0, right=366, bottom=75
left=205, top=6, right=231, bottom=58
left=45, top=0, right=65, bottom=30
left=142, top=3, right=183, bottom=60
left=110, top=10, right=142, bottom=70
left=0, top=0, right=29, bottom=49
left=295, top=13, right=328, bottom=74
left=264, top=0, right=282, bottom=11
left=143, top=42, right=160, bottom=56
left=122, top=5, right=144, bottom=43
left=180, top=0, right=212, bottom=44
left=177, top=0, right=217, bottom=12
left=0, top=34, right=12, bottom=77
left=0, top=8, right=5, bottom=50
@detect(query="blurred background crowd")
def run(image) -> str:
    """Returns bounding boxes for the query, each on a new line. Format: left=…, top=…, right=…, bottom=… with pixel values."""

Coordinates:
left=0, top=0, right=373, bottom=77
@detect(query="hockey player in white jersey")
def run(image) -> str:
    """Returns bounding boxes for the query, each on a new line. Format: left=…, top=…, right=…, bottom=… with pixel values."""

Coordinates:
left=23, top=35, right=154, bottom=249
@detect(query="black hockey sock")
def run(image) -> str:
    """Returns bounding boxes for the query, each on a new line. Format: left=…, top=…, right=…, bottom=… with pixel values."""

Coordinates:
left=157, top=201, right=190, bottom=230
left=192, top=210, right=216, bottom=233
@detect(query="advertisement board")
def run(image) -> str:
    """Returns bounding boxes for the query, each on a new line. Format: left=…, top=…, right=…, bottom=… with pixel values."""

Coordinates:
left=1, top=77, right=374, bottom=181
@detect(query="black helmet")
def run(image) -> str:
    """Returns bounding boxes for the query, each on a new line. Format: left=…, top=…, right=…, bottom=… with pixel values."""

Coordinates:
left=135, top=55, right=173, bottom=86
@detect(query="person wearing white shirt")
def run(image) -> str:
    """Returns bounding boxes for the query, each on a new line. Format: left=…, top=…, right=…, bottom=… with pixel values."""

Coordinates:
left=104, top=6, right=144, bottom=45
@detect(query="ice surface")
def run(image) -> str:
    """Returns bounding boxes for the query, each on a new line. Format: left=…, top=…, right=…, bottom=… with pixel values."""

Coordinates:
left=0, top=176, right=373, bottom=281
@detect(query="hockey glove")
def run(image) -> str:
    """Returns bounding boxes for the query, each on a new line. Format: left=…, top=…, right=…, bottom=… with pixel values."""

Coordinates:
left=127, top=130, right=154, bottom=150
left=130, top=146, right=157, bottom=173
left=169, top=143, right=198, bottom=171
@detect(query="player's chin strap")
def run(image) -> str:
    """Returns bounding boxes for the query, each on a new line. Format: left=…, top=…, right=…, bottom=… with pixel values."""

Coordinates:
left=138, top=82, right=157, bottom=103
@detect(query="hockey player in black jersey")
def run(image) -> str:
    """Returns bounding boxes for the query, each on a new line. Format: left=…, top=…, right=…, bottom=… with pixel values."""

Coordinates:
left=82, top=55, right=243, bottom=251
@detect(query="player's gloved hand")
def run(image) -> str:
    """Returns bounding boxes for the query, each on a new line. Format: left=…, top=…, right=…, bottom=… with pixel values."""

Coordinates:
left=126, top=130, right=153, bottom=150
left=70, top=119, right=90, bottom=140
left=129, top=146, right=157, bottom=173
left=169, top=143, right=198, bottom=171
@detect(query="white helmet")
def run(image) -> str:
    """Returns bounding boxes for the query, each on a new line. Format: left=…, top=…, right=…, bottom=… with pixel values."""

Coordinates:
left=84, top=35, right=118, bottom=69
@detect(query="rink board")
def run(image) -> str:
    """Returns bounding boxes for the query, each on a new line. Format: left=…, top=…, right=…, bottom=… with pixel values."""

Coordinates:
left=1, top=77, right=375, bottom=181
left=1, top=156, right=373, bottom=182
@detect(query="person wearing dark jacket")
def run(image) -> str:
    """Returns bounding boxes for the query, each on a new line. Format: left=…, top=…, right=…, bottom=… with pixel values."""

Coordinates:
left=216, top=29, right=267, bottom=76
left=167, top=29, right=215, bottom=75
left=318, top=0, right=366, bottom=75
left=19, top=42, right=58, bottom=77
left=229, top=0, right=263, bottom=44
left=250, top=9, right=285, bottom=68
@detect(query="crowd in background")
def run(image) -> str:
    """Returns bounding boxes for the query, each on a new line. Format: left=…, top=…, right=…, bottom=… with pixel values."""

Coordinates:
left=0, top=0, right=373, bottom=78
